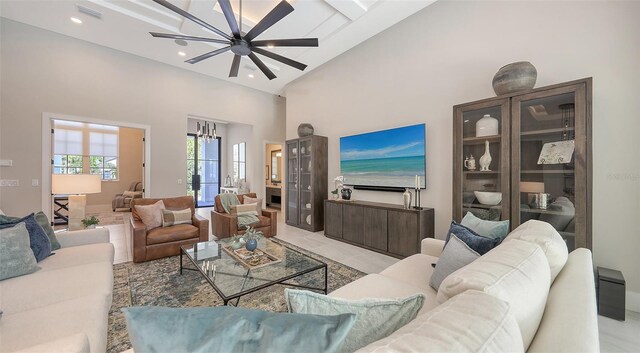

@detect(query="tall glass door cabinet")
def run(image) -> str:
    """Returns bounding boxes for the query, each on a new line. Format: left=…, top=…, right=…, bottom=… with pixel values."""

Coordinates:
left=454, top=78, right=592, bottom=251
left=285, top=135, right=328, bottom=232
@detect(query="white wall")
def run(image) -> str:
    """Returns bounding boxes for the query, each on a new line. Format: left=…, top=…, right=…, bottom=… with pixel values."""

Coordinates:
left=225, top=123, right=253, bottom=187
left=0, top=19, right=285, bottom=215
left=285, top=0, right=640, bottom=305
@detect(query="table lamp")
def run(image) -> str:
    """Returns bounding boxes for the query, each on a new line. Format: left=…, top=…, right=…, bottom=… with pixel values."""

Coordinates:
left=520, top=181, right=545, bottom=208
left=52, top=174, right=101, bottom=231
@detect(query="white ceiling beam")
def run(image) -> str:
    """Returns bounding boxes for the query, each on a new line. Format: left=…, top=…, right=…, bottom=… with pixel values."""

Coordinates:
left=322, top=0, right=370, bottom=21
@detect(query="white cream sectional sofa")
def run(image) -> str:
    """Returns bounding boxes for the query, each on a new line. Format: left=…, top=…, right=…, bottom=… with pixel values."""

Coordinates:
left=0, top=228, right=114, bottom=353
left=329, top=220, right=600, bottom=352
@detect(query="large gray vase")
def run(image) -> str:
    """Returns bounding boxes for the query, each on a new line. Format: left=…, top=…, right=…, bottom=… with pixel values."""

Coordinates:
left=492, top=61, right=537, bottom=96
left=297, top=123, right=314, bottom=137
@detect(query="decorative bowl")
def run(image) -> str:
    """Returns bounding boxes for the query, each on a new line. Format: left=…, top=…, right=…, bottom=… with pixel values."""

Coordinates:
left=474, top=191, right=502, bottom=205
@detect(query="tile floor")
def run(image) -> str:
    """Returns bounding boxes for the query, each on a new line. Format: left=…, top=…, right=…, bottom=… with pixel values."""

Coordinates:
left=107, top=208, right=638, bottom=352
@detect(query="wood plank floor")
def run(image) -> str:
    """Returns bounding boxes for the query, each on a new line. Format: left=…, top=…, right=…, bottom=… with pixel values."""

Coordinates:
left=106, top=208, right=638, bottom=352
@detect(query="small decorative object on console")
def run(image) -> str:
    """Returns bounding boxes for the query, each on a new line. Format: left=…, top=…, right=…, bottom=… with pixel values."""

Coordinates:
left=341, top=188, right=352, bottom=200
left=297, top=123, right=314, bottom=137
left=464, top=155, right=476, bottom=171
left=475, top=114, right=499, bottom=137
left=492, top=61, right=537, bottom=95
left=473, top=191, right=502, bottom=206
left=402, top=188, right=412, bottom=209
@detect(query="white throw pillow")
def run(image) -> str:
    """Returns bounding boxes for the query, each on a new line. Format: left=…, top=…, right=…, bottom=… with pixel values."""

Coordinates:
left=505, top=219, right=568, bottom=283
left=437, top=239, right=550, bottom=350
left=355, top=290, right=523, bottom=353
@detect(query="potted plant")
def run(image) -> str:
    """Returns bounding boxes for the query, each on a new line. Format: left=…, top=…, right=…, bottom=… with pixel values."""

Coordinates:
left=229, top=234, right=245, bottom=250
left=81, top=216, right=100, bottom=229
left=243, top=226, right=263, bottom=252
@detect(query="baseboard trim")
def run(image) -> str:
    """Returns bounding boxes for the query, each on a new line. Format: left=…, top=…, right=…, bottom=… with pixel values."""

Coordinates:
left=627, top=290, right=640, bottom=312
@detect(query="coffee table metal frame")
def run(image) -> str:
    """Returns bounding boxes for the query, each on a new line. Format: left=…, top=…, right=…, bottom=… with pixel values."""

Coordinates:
left=180, top=241, right=328, bottom=306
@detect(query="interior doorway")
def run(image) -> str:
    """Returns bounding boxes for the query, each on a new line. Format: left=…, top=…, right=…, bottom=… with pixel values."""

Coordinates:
left=265, top=143, right=283, bottom=210
left=187, top=134, right=221, bottom=208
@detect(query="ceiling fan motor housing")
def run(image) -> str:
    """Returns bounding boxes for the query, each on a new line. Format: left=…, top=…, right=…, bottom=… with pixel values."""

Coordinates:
left=231, top=40, right=252, bottom=56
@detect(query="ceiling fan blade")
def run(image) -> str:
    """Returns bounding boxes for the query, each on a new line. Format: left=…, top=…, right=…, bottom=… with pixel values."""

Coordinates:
left=251, top=38, right=318, bottom=47
left=149, top=32, right=230, bottom=45
left=252, top=47, right=307, bottom=71
left=217, top=0, right=241, bottom=39
left=244, top=0, right=294, bottom=42
left=151, top=0, right=232, bottom=41
left=229, top=55, right=241, bottom=77
left=248, top=53, right=276, bottom=80
left=186, top=46, right=231, bottom=64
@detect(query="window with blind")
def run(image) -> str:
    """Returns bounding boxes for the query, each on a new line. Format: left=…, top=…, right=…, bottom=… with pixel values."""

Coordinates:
left=53, top=120, right=119, bottom=180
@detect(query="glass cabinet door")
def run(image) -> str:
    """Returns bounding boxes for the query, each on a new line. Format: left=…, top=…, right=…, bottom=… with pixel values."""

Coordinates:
left=298, top=137, right=313, bottom=229
left=512, top=83, right=588, bottom=251
left=453, top=98, right=510, bottom=223
left=286, top=140, right=299, bottom=226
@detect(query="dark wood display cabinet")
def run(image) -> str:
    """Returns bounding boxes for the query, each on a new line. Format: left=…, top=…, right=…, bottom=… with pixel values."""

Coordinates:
left=453, top=78, right=592, bottom=251
left=285, top=135, right=328, bottom=232
left=324, top=200, right=434, bottom=258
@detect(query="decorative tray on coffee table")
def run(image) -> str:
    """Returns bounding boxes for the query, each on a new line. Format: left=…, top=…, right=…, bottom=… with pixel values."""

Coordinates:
left=222, top=246, right=282, bottom=269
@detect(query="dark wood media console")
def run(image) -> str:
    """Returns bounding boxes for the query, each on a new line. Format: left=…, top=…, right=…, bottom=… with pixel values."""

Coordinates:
left=324, top=200, right=434, bottom=259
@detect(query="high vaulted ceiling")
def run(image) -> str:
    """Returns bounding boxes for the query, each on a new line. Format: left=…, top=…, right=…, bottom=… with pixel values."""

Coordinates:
left=0, top=0, right=435, bottom=95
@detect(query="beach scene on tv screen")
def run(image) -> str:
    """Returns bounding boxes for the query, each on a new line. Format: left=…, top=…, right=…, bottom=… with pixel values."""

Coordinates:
left=340, top=124, right=426, bottom=188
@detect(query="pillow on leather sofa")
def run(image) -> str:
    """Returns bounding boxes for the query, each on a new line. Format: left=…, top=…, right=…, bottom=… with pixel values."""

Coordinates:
left=505, top=220, right=568, bottom=283
left=123, top=306, right=356, bottom=353
left=355, top=290, right=523, bottom=353
left=243, top=196, right=263, bottom=213
left=135, top=200, right=165, bottom=230
left=437, top=239, right=550, bottom=350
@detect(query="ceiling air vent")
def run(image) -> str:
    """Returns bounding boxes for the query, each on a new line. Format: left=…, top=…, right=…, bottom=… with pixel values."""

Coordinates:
left=76, top=5, right=103, bottom=20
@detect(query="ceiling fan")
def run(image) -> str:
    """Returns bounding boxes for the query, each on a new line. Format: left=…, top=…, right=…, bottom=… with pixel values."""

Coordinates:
left=149, top=0, right=319, bottom=80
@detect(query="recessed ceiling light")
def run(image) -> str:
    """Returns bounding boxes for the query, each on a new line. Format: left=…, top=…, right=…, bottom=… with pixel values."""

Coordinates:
left=178, top=51, right=186, bottom=57
left=248, top=74, right=255, bottom=78
left=267, top=45, right=274, bottom=49
left=70, top=17, right=82, bottom=24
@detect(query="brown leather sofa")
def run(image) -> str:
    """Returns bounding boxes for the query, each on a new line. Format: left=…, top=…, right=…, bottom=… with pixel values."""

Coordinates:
left=211, top=193, right=277, bottom=239
left=130, top=196, right=208, bottom=263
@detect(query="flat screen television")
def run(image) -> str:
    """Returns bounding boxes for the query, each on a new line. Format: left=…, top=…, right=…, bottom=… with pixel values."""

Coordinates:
left=340, top=124, right=426, bottom=191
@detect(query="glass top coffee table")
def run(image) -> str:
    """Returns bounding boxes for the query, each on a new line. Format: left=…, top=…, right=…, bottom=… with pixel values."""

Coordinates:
left=180, top=238, right=327, bottom=305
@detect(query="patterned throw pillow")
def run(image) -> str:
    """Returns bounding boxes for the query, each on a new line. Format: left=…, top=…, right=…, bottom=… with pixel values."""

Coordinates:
left=243, top=196, right=263, bottom=214
left=135, top=200, right=166, bottom=230
left=229, top=203, right=259, bottom=217
left=162, top=209, right=192, bottom=227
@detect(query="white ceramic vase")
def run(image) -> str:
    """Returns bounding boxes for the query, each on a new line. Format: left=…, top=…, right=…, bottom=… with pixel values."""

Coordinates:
left=402, top=188, right=412, bottom=209
left=476, top=114, right=499, bottom=137
left=479, top=140, right=492, bottom=171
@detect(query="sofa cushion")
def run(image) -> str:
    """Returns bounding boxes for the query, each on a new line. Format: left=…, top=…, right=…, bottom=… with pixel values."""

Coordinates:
left=0, top=294, right=110, bottom=353
left=0, top=261, right=113, bottom=315
left=429, top=234, right=480, bottom=290
left=379, top=254, right=438, bottom=293
left=122, top=306, right=356, bottom=353
left=0, top=222, right=39, bottom=281
left=215, top=193, right=258, bottom=214
left=146, top=224, right=199, bottom=245
left=461, top=211, right=510, bottom=240
left=37, top=243, right=114, bottom=272
left=285, top=289, right=424, bottom=353
left=12, top=333, right=90, bottom=353
left=243, top=196, right=263, bottom=213
left=0, top=214, right=52, bottom=262
left=329, top=274, right=439, bottom=315
left=437, top=239, right=550, bottom=350
left=355, top=290, right=523, bottom=353
left=446, top=221, right=500, bottom=255
left=505, top=220, right=568, bottom=283
left=134, top=200, right=165, bottom=230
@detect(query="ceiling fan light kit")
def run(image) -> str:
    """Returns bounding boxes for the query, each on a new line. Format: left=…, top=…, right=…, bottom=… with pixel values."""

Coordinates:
left=150, top=0, right=319, bottom=80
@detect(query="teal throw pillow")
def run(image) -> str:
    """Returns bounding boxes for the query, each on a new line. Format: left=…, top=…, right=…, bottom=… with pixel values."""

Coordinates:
left=0, top=223, right=39, bottom=280
left=429, top=234, right=480, bottom=290
left=122, top=306, right=356, bottom=353
left=0, top=213, right=51, bottom=262
left=461, top=211, right=510, bottom=240
left=285, top=289, right=425, bottom=353
left=0, top=212, right=61, bottom=251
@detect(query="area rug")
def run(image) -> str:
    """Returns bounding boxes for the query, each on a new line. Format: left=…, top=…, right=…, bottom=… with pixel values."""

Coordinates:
left=107, top=238, right=366, bottom=353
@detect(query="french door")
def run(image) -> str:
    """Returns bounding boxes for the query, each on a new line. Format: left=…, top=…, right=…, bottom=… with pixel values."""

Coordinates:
left=187, top=134, right=221, bottom=208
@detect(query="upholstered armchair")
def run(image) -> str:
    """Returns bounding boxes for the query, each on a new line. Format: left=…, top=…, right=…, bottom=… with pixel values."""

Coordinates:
left=130, top=196, right=208, bottom=263
left=112, top=182, right=143, bottom=212
left=211, top=193, right=277, bottom=239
